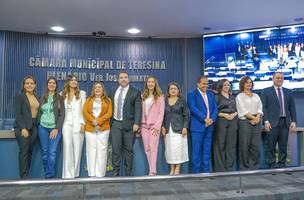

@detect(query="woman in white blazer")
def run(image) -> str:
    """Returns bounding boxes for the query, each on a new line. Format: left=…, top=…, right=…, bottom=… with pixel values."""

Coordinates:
left=62, top=75, right=86, bottom=178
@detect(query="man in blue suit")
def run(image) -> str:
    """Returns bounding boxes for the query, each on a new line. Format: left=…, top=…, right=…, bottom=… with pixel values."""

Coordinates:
left=261, top=72, right=297, bottom=168
left=188, top=76, right=218, bottom=173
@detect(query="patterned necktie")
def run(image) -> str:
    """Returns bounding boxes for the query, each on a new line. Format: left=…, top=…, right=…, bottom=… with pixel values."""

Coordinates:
left=116, top=88, right=124, bottom=119
left=277, top=87, right=284, bottom=116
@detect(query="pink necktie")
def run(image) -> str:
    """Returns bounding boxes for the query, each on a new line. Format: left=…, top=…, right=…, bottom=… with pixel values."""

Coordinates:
left=202, top=93, right=210, bottom=118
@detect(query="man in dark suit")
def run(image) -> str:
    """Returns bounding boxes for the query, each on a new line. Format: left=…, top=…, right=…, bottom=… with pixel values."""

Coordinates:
left=261, top=72, right=297, bottom=168
left=109, top=71, right=142, bottom=176
left=187, top=76, right=218, bottom=173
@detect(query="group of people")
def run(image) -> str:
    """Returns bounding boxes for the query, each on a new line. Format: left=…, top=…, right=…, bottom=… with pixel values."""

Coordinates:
left=237, top=43, right=259, bottom=62
left=268, top=43, right=304, bottom=61
left=13, top=71, right=297, bottom=179
left=209, top=73, right=297, bottom=172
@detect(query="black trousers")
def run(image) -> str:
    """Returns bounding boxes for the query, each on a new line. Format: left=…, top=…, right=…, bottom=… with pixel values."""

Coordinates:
left=111, top=120, right=135, bottom=176
left=238, top=119, right=261, bottom=171
left=14, top=119, right=38, bottom=179
left=264, top=117, right=289, bottom=168
left=212, top=117, right=238, bottom=172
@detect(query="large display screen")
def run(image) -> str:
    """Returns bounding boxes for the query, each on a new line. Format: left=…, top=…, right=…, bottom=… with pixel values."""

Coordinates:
left=203, top=24, right=304, bottom=91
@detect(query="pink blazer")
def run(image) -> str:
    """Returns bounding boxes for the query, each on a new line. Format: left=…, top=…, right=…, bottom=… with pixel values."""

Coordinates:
left=141, top=95, right=165, bottom=131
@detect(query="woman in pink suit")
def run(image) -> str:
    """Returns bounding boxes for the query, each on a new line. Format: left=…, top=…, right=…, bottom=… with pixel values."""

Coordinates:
left=140, top=76, right=165, bottom=176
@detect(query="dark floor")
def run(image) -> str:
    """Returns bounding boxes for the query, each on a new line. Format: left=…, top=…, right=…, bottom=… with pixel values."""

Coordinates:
left=1, top=172, right=304, bottom=200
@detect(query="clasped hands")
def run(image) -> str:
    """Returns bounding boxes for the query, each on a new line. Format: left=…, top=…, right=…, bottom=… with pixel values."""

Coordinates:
left=223, top=112, right=238, bottom=121
left=205, top=118, right=213, bottom=127
left=249, top=116, right=261, bottom=125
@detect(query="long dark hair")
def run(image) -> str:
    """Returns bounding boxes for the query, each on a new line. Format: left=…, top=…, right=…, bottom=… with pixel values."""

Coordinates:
left=42, top=76, right=59, bottom=104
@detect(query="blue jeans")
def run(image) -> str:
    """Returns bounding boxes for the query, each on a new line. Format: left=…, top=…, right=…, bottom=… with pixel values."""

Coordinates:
left=38, top=125, right=62, bottom=178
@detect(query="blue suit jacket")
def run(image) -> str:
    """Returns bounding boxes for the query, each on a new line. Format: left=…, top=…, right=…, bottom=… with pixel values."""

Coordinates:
left=261, top=86, right=297, bottom=127
left=187, top=89, right=218, bottom=132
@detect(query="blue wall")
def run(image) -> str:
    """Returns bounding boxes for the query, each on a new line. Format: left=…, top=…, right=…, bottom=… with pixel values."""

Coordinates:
left=0, top=31, right=199, bottom=120
left=0, top=32, right=5, bottom=128
left=0, top=31, right=202, bottom=179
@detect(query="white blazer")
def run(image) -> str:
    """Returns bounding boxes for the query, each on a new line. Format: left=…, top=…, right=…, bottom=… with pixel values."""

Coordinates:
left=63, top=90, right=86, bottom=132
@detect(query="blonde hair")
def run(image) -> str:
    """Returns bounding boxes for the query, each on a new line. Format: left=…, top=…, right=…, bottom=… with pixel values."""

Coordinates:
left=89, top=81, right=108, bottom=100
left=142, top=76, right=162, bottom=101
left=63, top=75, right=80, bottom=100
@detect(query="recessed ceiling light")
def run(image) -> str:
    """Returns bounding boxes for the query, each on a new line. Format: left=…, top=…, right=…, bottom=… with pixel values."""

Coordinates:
left=127, top=28, right=140, bottom=34
left=51, top=26, right=65, bottom=32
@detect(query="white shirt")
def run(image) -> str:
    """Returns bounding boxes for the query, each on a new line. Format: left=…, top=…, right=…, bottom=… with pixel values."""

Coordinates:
left=144, top=96, right=154, bottom=117
left=236, top=92, right=263, bottom=120
left=113, top=85, right=129, bottom=120
left=65, top=101, right=73, bottom=124
left=197, top=88, right=210, bottom=118
left=274, top=86, right=285, bottom=116
left=93, top=99, right=102, bottom=118
left=63, top=90, right=86, bottom=131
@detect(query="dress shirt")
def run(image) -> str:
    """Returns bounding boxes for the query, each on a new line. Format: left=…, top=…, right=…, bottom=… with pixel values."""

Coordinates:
left=93, top=99, right=102, bottom=118
left=144, top=96, right=154, bottom=117
left=198, top=89, right=210, bottom=118
left=113, top=85, right=129, bottom=120
left=274, top=86, right=286, bottom=116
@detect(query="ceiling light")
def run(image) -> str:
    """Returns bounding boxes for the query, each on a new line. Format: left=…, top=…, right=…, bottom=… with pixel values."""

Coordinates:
left=51, top=26, right=65, bottom=32
left=127, top=28, right=140, bottom=34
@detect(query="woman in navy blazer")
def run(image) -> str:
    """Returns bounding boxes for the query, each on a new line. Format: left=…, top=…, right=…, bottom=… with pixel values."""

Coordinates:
left=14, top=76, right=40, bottom=179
